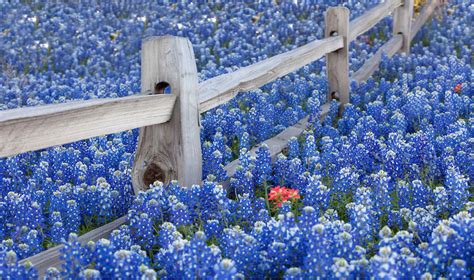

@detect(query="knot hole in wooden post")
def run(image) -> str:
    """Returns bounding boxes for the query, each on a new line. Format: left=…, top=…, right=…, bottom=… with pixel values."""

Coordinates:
left=154, top=82, right=171, bottom=94
left=143, top=162, right=166, bottom=187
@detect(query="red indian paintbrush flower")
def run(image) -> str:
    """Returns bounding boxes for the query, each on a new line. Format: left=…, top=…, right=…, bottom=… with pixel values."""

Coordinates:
left=268, top=186, right=300, bottom=207
left=454, top=83, right=462, bottom=93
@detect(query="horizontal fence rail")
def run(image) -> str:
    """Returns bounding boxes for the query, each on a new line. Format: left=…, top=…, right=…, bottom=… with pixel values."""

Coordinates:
left=198, top=36, right=344, bottom=113
left=19, top=216, right=127, bottom=276
left=349, top=0, right=403, bottom=41
left=223, top=103, right=331, bottom=188
left=0, top=94, right=176, bottom=157
left=351, top=34, right=403, bottom=84
left=351, top=0, right=443, bottom=85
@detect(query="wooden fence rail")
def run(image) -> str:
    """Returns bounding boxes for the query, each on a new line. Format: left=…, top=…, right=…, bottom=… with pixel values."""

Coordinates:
left=0, top=94, right=176, bottom=158
left=349, top=0, right=403, bottom=41
left=10, top=0, right=444, bottom=276
left=198, top=36, right=343, bottom=113
left=351, top=34, right=404, bottom=84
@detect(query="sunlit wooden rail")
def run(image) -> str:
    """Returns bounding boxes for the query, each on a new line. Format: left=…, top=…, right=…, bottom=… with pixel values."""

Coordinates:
left=20, top=216, right=127, bottom=275
left=351, top=34, right=404, bottom=84
left=349, top=0, right=403, bottom=41
left=0, top=95, right=176, bottom=158
left=198, top=36, right=344, bottom=113
left=9, top=0, right=445, bottom=276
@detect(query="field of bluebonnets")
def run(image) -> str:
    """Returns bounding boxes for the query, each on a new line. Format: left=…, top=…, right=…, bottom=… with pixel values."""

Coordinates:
left=0, top=0, right=472, bottom=279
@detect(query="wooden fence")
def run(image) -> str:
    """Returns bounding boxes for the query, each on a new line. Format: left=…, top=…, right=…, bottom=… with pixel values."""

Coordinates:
left=0, top=0, right=444, bottom=275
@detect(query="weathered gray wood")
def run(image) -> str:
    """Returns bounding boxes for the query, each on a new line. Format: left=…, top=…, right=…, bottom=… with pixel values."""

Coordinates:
left=325, top=7, right=350, bottom=106
left=198, top=36, right=344, bottom=113
left=349, top=0, right=403, bottom=41
left=351, top=34, right=403, bottom=84
left=410, top=0, right=442, bottom=40
left=393, top=0, right=414, bottom=53
left=132, top=36, right=202, bottom=193
left=19, top=216, right=127, bottom=277
left=222, top=102, right=331, bottom=188
left=0, top=94, right=176, bottom=158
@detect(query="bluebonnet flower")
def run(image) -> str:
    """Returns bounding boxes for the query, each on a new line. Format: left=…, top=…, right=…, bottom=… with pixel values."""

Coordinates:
left=303, top=224, right=332, bottom=277
left=220, top=227, right=260, bottom=276
left=207, top=150, right=228, bottom=183
left=65, top=200, right=81, bottom=234
left=254, top=144, right=272, bottom=185
left=78, top=269, right=101, bottom=280
left=61, top=233, right=88, bottom=278
left=91, top=239, right=115, bottom=278
left=445, top=167, right=470, bottom=213
left=112, top=247, right=149, bottom=279
left=369, top=247, right=400, bottom=279
left=44, top=267, right=61, bottom=279
left=214, top=259, right=239, bottom=280
left=129, top=213, right=154, bottom=250
left=433, top=186, right=448, bottom=215
left=284, top=267, right=304, bottom=280
left=274, top=153, right=289, bottom=185
left=288, top=137, right=300, bottom=159
left=302, top=176, right=330, bottom=213
left=411, top=180, right=431, bottom=209
left=408, top=207, right=437, bottom=241
left=347, top=203, right=373, bottom=246
left=156, top=231, right=221, bottom=279
left=0, top=250, right=38, bottom=279
left=333, top=167, right=360, bottom=195
left=170, top=202, right=191, bottom=228
left=397, top=180, right=411, bottom=209
left=447, top=259, right=470, bottom=279
left=278, top=201, right=292, bottom=216
left=204, top=219, right=223, bottom=240
left=368, top=170, right=391, bottom=216
left=332, top=258, right=355, bottom=279
left=231, top=167, right=254, bottom=198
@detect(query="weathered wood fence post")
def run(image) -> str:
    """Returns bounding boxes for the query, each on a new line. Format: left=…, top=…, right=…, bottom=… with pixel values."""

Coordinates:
left=132, top=36, right=202, bottom=193
left=325, top=7, right=350, bottom=108
left=393, top=0, right=414, bottom=53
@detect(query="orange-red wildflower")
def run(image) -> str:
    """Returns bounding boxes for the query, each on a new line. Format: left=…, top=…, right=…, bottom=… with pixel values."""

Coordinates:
left=454, top=83, right=462, bottom=93
left=268, top=186, right=300, bottom=207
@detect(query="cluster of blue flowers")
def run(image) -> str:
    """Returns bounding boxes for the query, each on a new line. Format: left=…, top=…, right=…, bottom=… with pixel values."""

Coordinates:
left=1, top=0, right=472, bottom=279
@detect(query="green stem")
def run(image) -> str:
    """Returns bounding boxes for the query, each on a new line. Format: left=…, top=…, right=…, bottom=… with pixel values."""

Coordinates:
left=264, top=180, right=271, bottom=213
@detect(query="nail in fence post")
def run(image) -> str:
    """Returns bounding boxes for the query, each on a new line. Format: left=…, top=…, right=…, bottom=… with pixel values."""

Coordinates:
left=132, top=36, right=202, bottom=194
left=393, top=0, right=414, bottom=54
left=325, top=7, right=350, bottom=109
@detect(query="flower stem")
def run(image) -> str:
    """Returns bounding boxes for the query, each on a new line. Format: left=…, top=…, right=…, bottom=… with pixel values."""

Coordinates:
left=264, top=180, right=271, bottom=212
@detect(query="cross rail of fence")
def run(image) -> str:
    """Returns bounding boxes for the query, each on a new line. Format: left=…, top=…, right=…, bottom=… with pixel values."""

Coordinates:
left=5, top=0, right=444, bottom=275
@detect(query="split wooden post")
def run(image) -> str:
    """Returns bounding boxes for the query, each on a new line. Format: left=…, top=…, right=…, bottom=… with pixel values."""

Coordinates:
left=393, top=0, right=414, bottom=53
left=132, top=36, right=202, bottom=194
left=325, top=7, right=350, bottom=107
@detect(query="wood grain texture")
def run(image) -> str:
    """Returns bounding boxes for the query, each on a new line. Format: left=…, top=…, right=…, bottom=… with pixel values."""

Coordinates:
left=325, top=7, right=350, bottom=106
left=0, top=94, right=176, bottom=158
left=19, top=216, right=127, bottom=277
left=222, top=103, right=331, bottom=188
left=349, top=0, right=403, bottom=41
left=198, top=36, right=344, bottom=113
left=411, top=0, right=442, bottom=40
left=132, top=36, right=202, bottom=193
left=351, top=34, right=403, bottom=84
left=393, top=0, right=414, bottom=53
